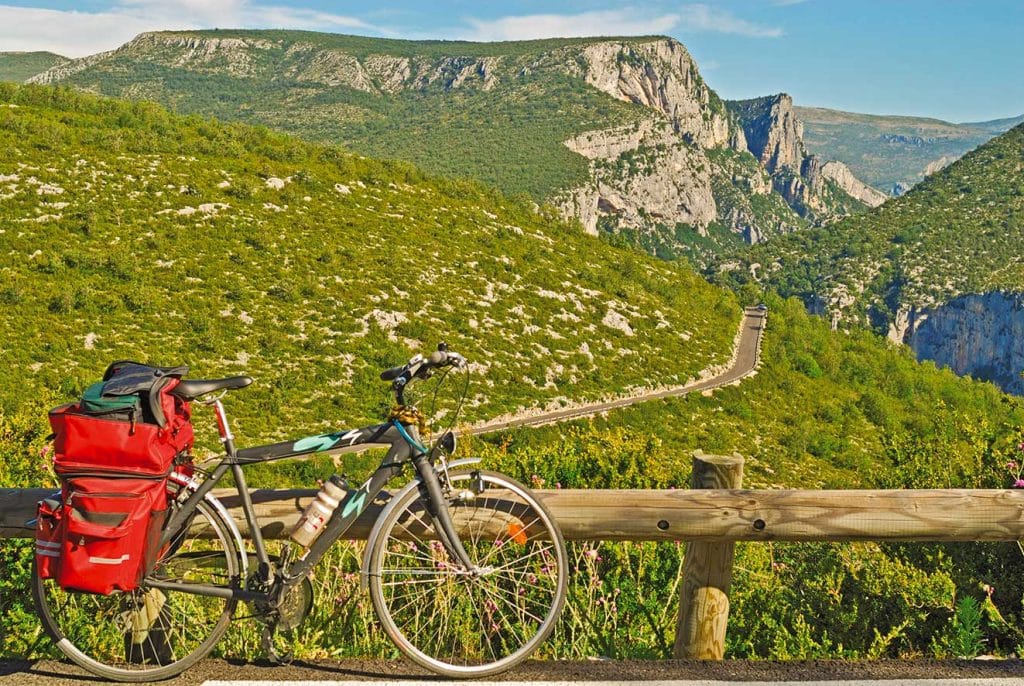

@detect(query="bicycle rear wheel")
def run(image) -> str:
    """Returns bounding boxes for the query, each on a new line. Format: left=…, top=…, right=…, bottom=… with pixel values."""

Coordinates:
left=368, top=469, right=567, bottom=677
left=33, top=497, right=239, bottom=682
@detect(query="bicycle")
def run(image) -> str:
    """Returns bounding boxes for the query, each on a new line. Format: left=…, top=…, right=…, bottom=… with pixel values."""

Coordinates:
left=33, top=344, right=569, bottom=681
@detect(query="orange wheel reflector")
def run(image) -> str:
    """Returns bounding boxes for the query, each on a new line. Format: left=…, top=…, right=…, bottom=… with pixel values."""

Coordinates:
left=507, top=523, right=527, bottom=545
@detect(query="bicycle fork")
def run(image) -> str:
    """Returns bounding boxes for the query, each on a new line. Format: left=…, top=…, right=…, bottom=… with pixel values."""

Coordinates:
left=411, top=455, right=481, bottom=575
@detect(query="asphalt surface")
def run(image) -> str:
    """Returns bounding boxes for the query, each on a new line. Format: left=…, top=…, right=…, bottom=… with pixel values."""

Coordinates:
left=468, top=308, right=766, bottom=435
left=6, top=657, right=1024, bottom=685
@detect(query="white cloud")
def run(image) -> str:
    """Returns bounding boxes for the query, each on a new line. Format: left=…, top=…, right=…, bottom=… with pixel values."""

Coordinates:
left=454, top=5, right=781, bottom=43
left=457, top=10, right=680, bottom=42
left=0, top=1, right=378, bottom=58
left=678, top=4, right=783, bottom=38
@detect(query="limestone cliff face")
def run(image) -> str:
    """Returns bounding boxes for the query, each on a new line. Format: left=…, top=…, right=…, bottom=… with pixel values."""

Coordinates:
left=818, top=160, right=888, bottom=207
left=727, top=94, right=883, bottom=221
left=560, top=121, right=716, bottom=236
left=908, top=292, right=1024, bottom=395
left=729, top=94, right=804, bottom=173
left=574, top=40, right=732, bottom=149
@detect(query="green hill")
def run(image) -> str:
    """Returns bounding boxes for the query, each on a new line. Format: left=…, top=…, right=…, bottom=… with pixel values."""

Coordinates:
left=723, top=121, right=1024, bottom=392
left=3, top=84, right=1024, bottom=664
left=0, top=83, right=739, bottom=444
left=0, top=52, right=67, bottom=83
left=795, top=105, right=1023, bottom=195
left=28, top=30, right=875, bottom=261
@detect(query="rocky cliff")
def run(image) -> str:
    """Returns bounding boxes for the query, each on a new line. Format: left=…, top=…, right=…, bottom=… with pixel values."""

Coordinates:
left=726, top=94, right=882, bottom=222
left=29, top=31, right=878, bottom=255
left=909, top=292, right=1024, bottom=395
left=728, top=94, right=804, bottom=173
left=554, top=44, right=871, bottom=247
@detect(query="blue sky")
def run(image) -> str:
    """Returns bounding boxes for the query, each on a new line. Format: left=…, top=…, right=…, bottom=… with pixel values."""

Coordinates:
left=2, top=0, right=1021, bottom=122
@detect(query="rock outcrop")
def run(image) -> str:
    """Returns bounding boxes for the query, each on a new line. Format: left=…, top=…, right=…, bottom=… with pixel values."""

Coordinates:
left=560, top=122, right=716, bottom=236
left=727, top=94, right=884, bottom=220
left=729, top=94, right=804, bottom=173
left=818, top=160, right=888, bottom=207
left=908, top=292, right=1024, bottom=395
left=575, top=40, right=732, bottom=149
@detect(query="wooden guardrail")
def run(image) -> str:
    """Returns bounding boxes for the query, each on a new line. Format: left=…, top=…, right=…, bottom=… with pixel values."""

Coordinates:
left=5, top=452, right=1024, bottom=659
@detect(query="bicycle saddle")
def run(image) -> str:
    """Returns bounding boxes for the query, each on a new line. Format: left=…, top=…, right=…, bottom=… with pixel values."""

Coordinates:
left=171, top=376, right=253, bottom=400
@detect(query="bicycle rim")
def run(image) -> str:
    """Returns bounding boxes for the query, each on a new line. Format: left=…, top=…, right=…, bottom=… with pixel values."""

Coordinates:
left=368, top=469, right=568, bottom=677
left=33, top=498, right=239, bottom=682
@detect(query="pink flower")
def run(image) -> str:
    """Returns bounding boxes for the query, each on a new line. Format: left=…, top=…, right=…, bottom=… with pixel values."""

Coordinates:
left=1008, top=462, right=1019, bottom=471
left=1014, top=479, right=1024, bottom=488
left=39, top=445, right=51, bottom=457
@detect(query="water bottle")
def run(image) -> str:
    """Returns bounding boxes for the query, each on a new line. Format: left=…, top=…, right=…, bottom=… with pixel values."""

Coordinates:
left=290, top=475, right=348, bottom=547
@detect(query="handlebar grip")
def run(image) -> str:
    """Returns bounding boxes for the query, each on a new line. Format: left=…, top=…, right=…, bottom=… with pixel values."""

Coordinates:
left=380, top=366, right=404, bottom=381
left=427, top=350, right=448, bottom=366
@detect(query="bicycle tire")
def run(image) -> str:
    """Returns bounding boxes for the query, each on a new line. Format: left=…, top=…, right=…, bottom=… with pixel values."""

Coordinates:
left=368, top=468, right=567, bottom=677
left=33, top=496, right=240, bottom=682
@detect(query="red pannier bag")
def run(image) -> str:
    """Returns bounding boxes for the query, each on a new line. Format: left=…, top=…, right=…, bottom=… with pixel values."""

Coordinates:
left=45, top=362, right=193, bottom=594
left=48, top=362, right=193, bottom=477
left=35, top=496, right=63, bottom=579
left=59, top=476, right=168, bottom=595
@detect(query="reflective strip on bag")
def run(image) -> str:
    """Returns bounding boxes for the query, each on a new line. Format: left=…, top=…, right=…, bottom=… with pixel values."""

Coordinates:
left=87, top=554, right=131, bottom=565
left=36, top=540, right=61, bottom=550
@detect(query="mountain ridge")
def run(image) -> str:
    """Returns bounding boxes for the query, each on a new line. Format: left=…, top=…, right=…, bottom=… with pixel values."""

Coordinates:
left=795, top=104, right=1024, bottom=195
left=28, top=30, right=876, bottom=261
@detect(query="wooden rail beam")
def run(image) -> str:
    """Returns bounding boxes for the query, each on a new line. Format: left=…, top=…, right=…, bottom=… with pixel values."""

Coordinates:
left=5, top=485, right=1024, bottom=541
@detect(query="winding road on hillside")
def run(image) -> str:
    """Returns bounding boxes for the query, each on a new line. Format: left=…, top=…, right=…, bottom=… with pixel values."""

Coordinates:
left=466, top=306, right=767, bottom=435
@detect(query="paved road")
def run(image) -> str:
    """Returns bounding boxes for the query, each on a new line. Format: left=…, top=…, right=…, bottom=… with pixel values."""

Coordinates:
left=467, top=307, right=766, bottom=435
left=5, top=657, right=1024, bottom=685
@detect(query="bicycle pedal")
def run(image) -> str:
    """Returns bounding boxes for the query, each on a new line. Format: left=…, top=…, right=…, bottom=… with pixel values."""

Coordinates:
left=260, top=624, right=294, bottom=666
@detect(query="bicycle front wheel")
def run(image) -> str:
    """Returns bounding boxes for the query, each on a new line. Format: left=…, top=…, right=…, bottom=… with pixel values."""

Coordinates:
left=33, top=497, right=239, bottom=682
left=368, top=469, right=567, bottom=677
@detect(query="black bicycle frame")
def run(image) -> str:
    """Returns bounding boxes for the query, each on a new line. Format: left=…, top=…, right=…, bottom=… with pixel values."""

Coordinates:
left=149, top=403, right=448, bottom=603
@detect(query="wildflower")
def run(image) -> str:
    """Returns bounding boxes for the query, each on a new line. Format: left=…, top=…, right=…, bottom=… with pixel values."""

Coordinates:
left=1014, top=479, right=1024, bottom=488
left=39, top=445, right=51, bottom=457
left=1008, top=462, right=1019, bottom=471
left=555, top=481, right=562, bottom=489
left=984, top=583, right=995, bottom=597
left=583, top=548, right=599, bottom=560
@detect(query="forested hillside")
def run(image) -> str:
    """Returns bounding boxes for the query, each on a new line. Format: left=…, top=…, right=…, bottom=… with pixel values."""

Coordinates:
left=0, top=83, right=738, bottom=445
left=0, top=52, right=67, bottom=83
left=728, top=122, right=1024, bottom=333
left=30, top=30, right=876, bottom=261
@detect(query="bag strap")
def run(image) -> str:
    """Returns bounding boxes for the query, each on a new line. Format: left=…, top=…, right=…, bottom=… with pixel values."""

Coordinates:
left=101, top=361, right=189, bottom=427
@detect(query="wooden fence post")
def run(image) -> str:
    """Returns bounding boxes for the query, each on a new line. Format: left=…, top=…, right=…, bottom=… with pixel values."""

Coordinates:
left=673, top=451, right=744, bottom=659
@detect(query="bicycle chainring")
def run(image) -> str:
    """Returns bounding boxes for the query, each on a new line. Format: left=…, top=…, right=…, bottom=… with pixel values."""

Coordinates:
left=275, top=575, right=314, bottom=631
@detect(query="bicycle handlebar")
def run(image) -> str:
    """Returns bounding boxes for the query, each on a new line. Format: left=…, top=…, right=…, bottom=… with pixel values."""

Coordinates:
left=379, top=343, right=467, bottom=401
